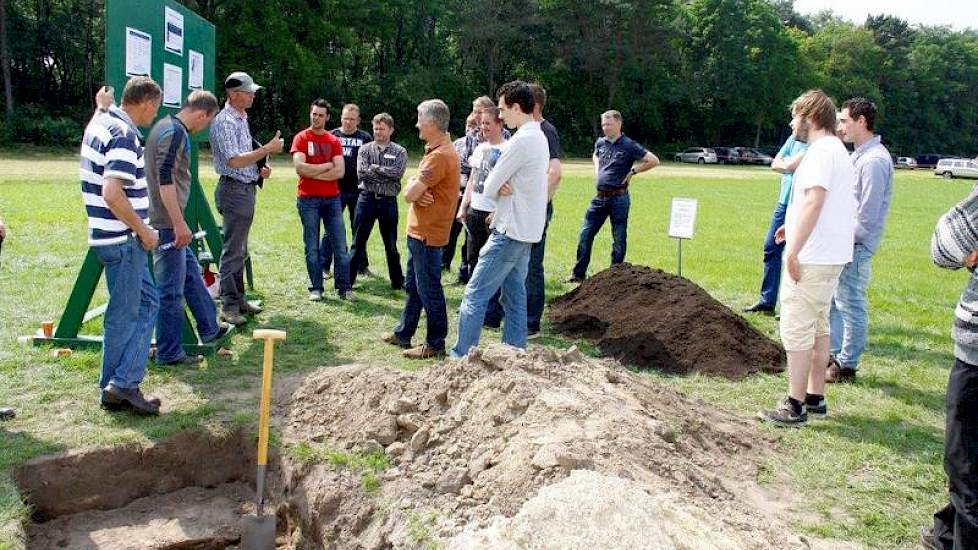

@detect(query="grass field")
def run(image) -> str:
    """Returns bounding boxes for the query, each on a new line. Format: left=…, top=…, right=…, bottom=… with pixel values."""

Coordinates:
left=0, top=152, right=973, bottom=549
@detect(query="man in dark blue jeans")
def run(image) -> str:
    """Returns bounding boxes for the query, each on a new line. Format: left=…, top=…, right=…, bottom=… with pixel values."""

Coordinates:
left=570, top=110, right=659, bottom=282
left=744, top=123, right=807, bottom=314
left=324, top=103, right=372, bottom=277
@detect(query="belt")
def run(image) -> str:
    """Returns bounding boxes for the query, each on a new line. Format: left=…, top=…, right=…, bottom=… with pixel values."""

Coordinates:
left=361, top=191, right=396, bottom=200
left=596, top=187, right=628, bottom=198
left=219, top=175, right=259, bottom=186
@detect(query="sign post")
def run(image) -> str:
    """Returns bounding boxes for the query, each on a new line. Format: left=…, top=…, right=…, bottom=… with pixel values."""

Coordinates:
left=668, top=198, right=698, bottom=277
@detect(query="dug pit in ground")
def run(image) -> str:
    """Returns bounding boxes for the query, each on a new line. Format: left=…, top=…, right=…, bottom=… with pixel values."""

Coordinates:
left=549, top=263, right=786, bottom=378
left=277, top=344, right=838, bottom=549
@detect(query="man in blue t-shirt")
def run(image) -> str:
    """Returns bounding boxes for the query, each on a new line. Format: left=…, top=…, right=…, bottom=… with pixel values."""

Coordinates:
left=569, top=110, right=659, bottom=282
left=743, top=119, right=808, bottom=314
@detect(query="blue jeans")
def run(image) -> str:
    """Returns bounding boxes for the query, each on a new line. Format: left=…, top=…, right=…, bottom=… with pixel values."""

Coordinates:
left=349, top=192, right=403, bottom=288
left=320, top=190, right=360, bottom=273
left=153, top=228, right=220, bottom=363
left=526, top=202, right=553, bottom=332
left=451, top=232, right=532, bottom=358
left=394, top=237, right=448, bottom=349
left=572, top=193, right=630, bottom=279
left=758, top=202, right=788, bottom=307
left=93, top=236, right=159, bottom=390
left=829, top=243, right=873, bottom=369
left=298, top=196, right=351, bottom=293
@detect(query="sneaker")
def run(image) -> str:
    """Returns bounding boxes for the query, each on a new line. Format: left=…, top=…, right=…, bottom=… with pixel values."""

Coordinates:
left=308, top=290, right=323, bottom=302
left=565, top=275, right=585, bottom=284
left=403, top=344, right=446, bottom=360
left=323, top=270, right=332, bottom=280
left=805, top=395, right=827, bottom=416
left=758, top=397, right=807, bottom=427
left=742, top=302, right=775, bottom=314
left=0, top=407, right=15, bottom=421
left=240, top=301, right=263, bottom=315
left=102, top=384, right=160, bottom=416
left=222, top=310, right=247, bottom=326
left=158, top=354, right=204, bottom=366
left=381, top=332, right=411, bottom=349
left=202, top=322, right=232, bottom=344
left=826, top=356, right=857, bottom=383
left=339, top=290, right=357, bottom=302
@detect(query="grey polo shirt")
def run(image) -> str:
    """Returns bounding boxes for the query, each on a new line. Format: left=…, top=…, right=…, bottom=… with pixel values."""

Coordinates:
left=145, top=116, right=191, bottom=229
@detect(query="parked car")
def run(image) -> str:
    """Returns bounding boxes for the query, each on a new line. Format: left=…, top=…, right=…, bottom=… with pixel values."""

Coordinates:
left=734, top=147, right=773, bottom=166
left=916, top=154, right=949, bottom=169
left=895, top=157, right=917, bottom=169
left=712, top=147, right=741, bottom=164
left=674, top=147, right=718, bottom=164
left=935, top=158, right=978, bottom=180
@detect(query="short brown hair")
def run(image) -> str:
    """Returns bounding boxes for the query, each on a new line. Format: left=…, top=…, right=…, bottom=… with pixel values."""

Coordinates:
left=372, top=112, right=394, bottom=128
left=481, top=107, right=502, bottom=124
left=342, top=103, right=360, bottom=116
left=528, top=83, right=546, bottom=110
left=465, top=112, right=479, bottom=128
left=841, top=97, right=877, bottom=132
left=472, top=96, right=494, bottom=111
left=791, top=90, right=837, bottom=132
left=182, top=90, right=219, bottom=115
left=121, top=76, right=161, bottom=106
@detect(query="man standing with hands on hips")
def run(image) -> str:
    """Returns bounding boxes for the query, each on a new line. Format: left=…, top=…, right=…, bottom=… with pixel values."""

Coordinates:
left=210, top=71, right=283, bottom=326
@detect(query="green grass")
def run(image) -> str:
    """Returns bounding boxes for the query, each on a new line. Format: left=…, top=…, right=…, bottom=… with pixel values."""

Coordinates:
left=0, top=153, right=970, bottom=548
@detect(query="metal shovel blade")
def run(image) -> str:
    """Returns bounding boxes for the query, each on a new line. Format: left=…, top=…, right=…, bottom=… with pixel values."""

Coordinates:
left=240, top=513, right=276, bottom=550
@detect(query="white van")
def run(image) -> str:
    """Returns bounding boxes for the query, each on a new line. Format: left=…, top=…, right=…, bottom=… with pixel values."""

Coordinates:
left=935, top=158, right=978, bottom=180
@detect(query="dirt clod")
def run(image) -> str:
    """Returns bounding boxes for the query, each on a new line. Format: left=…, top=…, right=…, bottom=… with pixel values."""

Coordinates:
left=549, top=263, right=786, bottom=378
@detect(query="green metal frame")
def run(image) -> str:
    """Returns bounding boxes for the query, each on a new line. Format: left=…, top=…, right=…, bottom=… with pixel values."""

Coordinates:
left=30, top=0, right=250, bottom=354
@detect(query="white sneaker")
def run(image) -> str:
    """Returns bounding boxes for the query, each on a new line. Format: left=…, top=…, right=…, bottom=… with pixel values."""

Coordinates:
left=308, top=290, right=323, bottom=301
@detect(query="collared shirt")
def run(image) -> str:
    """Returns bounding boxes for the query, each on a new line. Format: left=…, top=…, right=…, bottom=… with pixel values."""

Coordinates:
left=406, top=134, right=459, bottom=247
left=776, top=135, right=809, bottom=205
left=850, top=134, right=894, bottom=253
left=145, top=115, right=192, bottom=228
left=482, top=121, right=549, bottom=243
left=79, top=105, right=149, bottom=247
left=209, top=103, right=259, bottom=182
left=357, top=140, right=408, bottom=197
left=594, top=134, right=649, bottom=191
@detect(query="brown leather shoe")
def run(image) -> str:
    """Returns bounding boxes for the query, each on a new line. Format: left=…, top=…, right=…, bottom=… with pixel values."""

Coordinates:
left=826, top=356, right=857, bottom=383
left=381, top=332, right=411, bottom=349
left=403, top=344, right=445, bottom=360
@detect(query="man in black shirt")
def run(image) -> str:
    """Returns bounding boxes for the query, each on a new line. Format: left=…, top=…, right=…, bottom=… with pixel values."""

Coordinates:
left=323, top=103, right=373, bottom=277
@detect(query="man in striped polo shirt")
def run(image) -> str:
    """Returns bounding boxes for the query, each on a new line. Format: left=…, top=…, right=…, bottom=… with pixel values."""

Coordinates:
left=81, top=77, right=164, bottom=415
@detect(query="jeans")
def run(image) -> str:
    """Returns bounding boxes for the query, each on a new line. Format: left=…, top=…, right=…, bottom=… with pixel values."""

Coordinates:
left=451, top=232, right=532, bottom=358
left=572, top=193, right=630, bottom=279
left=394, top=236, right=447, bottom=349
left=931, top=359, right=978, bottom=550
left=829, top=243, right=873, bottom=368
left=298, top=196, right=351, bottom=293
left=443, top=195, right=468, bottom=278
left=215, top=178, right=256, bottom=313
left=526, top=202, right=554, bottom=332
left=758, top=202, right=787, bottom=307
left=349, top=192, right=403, bottom=289
left=93, top=236, right=159, bottom=390
left=464, top=208, right=502, bottom=326
left=153, top=228, right=220, bottom=363
left=320, top=190, right=360, bottom=273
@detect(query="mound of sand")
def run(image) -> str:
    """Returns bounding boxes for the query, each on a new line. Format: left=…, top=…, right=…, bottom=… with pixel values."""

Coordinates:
left=549, top=263, right=785, bottom=378
left=279, top=344, right=812, bottom=549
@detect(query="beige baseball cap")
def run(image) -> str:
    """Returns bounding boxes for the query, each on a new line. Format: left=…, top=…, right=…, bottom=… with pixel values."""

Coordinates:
left=224, top=71, right=262, bottom=93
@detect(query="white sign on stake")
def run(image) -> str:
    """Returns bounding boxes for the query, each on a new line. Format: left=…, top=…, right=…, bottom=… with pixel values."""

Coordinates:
left=188, top=50, right=204, bottom=89
left=668, top=198, right=698, bottom=240
left=164, top=6, right=184, bottom=55
left=125, top=27, right=151, bottom=76
left=163, top=63, right=182, bottom=107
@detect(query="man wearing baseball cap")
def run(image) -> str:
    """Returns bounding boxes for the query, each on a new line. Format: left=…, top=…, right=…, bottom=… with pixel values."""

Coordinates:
left=209, top=71, right=284, bottom=325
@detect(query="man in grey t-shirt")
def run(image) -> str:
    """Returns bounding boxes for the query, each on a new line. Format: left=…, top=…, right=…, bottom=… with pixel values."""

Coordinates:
left=146, top=90, right=229, bottom=366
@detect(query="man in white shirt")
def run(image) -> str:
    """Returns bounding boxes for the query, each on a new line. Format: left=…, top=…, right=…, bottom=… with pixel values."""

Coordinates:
left=759, top=89, right=857, bottom=427
left=450, top=80, right=549, bottom=358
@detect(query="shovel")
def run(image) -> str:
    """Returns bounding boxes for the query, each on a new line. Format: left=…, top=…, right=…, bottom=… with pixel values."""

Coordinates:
left=241, top=328, right=286, bottom=550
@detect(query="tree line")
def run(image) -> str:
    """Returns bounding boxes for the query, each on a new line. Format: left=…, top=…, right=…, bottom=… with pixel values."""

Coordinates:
left=2, top=0, right=977, bottom=157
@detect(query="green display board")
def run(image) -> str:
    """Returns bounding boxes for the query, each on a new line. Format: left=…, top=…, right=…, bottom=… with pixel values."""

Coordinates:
left=31, top=0, right=243, bottom=354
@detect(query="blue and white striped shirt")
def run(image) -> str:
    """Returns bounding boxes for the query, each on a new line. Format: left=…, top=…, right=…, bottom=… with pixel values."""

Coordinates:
left=79, top=106, right=149, bottom=247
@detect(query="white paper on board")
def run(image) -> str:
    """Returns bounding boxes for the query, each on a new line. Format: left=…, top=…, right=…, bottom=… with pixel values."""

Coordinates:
left=668, top=198, right=698, bottom=239
left=164, top=7, right=184, bottom=55
left=163, top=63, right=183, bottom=107
left=188, top=50, right=204, bottom=89
left=125, top=27, right=151, bottom=76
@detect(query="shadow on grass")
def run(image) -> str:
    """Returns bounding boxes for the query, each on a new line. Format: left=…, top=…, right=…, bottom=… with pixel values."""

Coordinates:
left=872, top=323, right=955, bottom=366
left=813, top=413, right=944, bottom=460
left=0, top=429, right=66, bottom=473
left=858, top=375, right=948, bottom=415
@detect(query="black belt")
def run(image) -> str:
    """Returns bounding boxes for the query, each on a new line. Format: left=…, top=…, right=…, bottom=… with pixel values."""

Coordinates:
left=596, top=187, right=629, bottom=198
left=361, top=191, right=396, bottom=200
left=219, top=175, right=260, bottom=186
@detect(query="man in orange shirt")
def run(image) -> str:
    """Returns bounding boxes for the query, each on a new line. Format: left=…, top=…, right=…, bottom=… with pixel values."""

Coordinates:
left=382, top=99, right=459, bottom=359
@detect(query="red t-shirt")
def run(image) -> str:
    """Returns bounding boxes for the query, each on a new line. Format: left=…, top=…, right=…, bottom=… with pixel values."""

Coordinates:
left=290, top=129, right=343, bottom=198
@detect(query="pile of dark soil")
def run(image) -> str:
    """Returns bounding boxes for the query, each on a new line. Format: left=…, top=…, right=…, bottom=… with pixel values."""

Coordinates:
left=549, top=263, right=785, bottom=378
